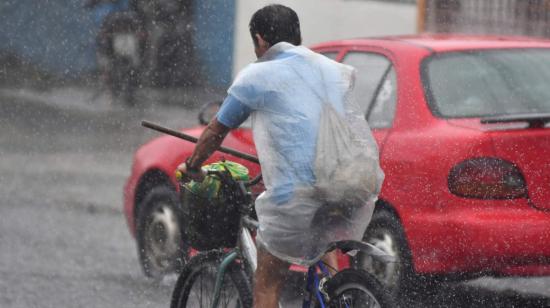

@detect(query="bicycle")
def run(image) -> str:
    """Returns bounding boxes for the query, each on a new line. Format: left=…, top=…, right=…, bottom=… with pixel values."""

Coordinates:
left=170, top=167, right=396, bottom=308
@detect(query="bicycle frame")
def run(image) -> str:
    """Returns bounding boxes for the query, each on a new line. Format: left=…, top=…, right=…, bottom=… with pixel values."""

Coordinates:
left=211, top=250, right=239, bottom=308
left=303, top=261, right=332, bottom=308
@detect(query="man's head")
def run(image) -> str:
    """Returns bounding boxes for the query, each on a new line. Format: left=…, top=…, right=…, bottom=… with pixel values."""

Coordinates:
left=249, top=4, right=302, bottom=58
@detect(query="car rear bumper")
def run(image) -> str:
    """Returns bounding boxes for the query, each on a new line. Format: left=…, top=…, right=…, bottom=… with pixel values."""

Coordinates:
left=407, top=200, right=550, bottom=276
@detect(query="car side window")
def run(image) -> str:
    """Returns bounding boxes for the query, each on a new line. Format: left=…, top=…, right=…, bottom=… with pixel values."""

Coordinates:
left=342, top=51, right=397, bottom=129
left=320, top=51, right=339, bottom=60
left=368, top=68, right=397, bottom=129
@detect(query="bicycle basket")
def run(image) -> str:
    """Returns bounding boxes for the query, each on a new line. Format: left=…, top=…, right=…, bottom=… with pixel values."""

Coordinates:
left=180, top=161, right=249, bottom=251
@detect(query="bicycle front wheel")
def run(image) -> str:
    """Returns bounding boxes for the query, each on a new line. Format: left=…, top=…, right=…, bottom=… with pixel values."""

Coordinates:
left=170, top=250, right=253, bottom=308
left=322, top=269, right=395, bottom=308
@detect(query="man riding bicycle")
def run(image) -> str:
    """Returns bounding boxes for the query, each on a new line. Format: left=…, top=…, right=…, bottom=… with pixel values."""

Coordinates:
left=178, top=4, right=383, bottom=307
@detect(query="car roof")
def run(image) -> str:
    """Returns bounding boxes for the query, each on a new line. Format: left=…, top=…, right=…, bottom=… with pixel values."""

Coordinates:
left=313, top=33, right=550, bottom=53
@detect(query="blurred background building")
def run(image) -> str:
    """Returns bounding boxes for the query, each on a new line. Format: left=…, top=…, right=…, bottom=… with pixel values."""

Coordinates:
left=233, top=0, right=416, bottom=72
left=0, top=0, right=235, bottom=88
left=2, top=0, right=550, bottom=89
left=420, top=0, right=550, bottom=37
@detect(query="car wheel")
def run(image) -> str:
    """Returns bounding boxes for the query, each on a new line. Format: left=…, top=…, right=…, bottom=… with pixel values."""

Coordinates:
left=136, top=186, right=188, bottom=278
left=353, top=209, right=415, bottom=296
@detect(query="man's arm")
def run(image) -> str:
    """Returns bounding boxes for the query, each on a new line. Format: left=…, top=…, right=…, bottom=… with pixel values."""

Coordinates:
left=177, top=95, right=252, bottom=180
left=177, top=118, right=231, bottom=179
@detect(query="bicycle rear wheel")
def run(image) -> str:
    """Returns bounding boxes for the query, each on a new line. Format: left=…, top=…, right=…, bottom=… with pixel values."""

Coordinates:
left=322, top=269, right=395, bottom=308
left=170, top=250, right=252, bottom=308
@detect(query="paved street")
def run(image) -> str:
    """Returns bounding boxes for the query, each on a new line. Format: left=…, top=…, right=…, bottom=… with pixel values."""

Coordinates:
left=0, top=88, right=549, bottom=308
left=0, top=88, right=210, bottom=308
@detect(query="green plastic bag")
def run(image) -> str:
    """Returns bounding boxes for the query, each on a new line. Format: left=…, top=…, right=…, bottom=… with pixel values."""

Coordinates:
left=184, top=161, right=249, bottom=200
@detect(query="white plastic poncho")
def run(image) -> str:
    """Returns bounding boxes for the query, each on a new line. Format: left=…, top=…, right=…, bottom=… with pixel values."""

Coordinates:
left=228, top=42, right=384, bottom=266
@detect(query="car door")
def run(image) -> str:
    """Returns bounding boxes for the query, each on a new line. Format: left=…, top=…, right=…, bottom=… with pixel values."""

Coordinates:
left=340, top=50, right=398, bottom=151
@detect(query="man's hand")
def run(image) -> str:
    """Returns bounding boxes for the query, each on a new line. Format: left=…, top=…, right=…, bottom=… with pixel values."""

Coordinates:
left=176, top=118, right=231, bottom=183
left=176, top=162, right=206, bottom=182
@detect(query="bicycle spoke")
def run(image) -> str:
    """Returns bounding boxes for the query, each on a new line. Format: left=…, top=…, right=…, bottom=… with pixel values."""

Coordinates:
left=190, top=264, right=216, bottom=306
left=186, top=261, right=242, bottom=307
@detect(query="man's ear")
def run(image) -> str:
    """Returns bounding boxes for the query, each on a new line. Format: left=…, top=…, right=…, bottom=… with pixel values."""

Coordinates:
left=255, top=34, right=270, bottom=49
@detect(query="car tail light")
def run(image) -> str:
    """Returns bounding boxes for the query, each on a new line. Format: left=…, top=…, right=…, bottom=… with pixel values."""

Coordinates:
left=448, top=157, right=527, bottom=199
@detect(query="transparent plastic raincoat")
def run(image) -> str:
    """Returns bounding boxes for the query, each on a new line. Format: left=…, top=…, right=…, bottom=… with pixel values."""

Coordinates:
left=228, top=42, right=384, bottom=265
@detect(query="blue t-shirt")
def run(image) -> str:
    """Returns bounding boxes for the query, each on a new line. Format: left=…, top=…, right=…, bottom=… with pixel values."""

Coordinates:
left=216, top=95, right=252, bottom=128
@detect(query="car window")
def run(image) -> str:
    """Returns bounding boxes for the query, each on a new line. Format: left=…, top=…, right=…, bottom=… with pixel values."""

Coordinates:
left=424, top=49, right=550, bottom=118
left=342, top=51, right=396, bottom=128
left=320, top=51, right=339, bottom=60
left=368, top=68, right=397, bottom=129
left=342, top=52, right=392, bottom=115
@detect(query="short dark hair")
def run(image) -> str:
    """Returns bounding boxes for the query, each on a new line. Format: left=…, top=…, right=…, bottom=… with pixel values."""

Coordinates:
left=249, top=4, right=302, bottom=47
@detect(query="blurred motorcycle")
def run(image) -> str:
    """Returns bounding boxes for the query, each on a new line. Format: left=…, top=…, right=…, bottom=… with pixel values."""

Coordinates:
left=133, top=0, right=199, bottom=88
left=101, top=11, right=146, bottom=105
left=86, top=0, right=146, bottom=106
left=87, top=0, right=198, bottom=106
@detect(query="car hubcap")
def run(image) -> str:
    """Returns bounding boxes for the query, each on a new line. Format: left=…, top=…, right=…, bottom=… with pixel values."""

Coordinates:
left=363, top=230, right=401, bottom=289
left=145, top=202, right=182, bottom=272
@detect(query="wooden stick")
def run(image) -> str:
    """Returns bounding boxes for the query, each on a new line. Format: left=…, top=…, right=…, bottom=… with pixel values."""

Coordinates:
left=141, top=120, right=260, bottom=164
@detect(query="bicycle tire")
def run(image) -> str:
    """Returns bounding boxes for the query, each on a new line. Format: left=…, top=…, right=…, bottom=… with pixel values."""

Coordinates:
left=321, top=269, right=395, bottom=308
left=170, top=250, right=253, bottom=308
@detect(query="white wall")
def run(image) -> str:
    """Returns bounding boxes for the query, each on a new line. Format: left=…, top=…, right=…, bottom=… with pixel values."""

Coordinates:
left=233, top=0, right=417, bottom=74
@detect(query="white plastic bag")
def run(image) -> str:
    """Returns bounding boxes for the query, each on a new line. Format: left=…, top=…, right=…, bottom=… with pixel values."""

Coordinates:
left=314, top=102, right=383, bottom=206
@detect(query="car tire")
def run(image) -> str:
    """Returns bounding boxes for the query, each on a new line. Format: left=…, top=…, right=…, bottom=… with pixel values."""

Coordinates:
left=136, top=186, right=188, bottom=279
left=353, top=209, right=420, bottom=297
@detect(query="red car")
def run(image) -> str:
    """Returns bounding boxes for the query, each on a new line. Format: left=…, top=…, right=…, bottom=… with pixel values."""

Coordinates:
left=123, top=34, right=550, bottom=293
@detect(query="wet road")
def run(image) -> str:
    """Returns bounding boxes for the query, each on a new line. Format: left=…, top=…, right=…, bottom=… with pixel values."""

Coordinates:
left=0, top=89, right=549, bottom=307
